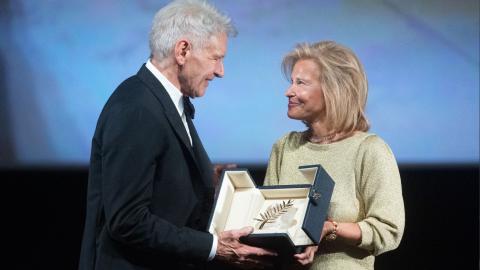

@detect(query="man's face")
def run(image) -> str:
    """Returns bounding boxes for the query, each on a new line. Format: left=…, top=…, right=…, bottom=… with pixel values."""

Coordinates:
left=179, top=33, right=228, bottom=98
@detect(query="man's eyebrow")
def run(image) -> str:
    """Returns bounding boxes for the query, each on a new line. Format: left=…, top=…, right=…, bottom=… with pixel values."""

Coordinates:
left=212, top=52, right=225, bottom=59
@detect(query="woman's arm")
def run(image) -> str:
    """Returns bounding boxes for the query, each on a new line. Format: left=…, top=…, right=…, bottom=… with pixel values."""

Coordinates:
left=323, top=221, right=361, bottom=246
left=355, top=135, right=405, bottom=255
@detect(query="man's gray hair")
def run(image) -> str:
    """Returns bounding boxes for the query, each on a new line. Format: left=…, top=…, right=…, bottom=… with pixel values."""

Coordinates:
left=149, top=0, right=237, bottom=61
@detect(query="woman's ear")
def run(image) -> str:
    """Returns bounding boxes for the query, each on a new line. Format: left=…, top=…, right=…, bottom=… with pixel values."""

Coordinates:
left=174, top=39, right=191, bottom=66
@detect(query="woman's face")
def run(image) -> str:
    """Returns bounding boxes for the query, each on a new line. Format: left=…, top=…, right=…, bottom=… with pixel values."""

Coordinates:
left=285, top=59, right=325, bottom=123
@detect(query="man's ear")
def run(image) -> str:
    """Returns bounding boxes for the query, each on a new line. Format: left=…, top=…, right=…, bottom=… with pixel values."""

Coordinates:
left=174, top=39, right=191, bottom=66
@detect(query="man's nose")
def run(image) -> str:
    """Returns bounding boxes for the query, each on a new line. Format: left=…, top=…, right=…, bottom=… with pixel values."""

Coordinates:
left=214, top=60, right=224, bottom=78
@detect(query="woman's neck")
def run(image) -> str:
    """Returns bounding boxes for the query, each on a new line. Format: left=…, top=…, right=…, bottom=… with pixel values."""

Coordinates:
left=308, top=120, right=332, bottom=137
left=307, top=121, right=337, bottom=144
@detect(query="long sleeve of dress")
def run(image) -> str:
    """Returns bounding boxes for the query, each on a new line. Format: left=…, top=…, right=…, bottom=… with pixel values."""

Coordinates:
left=355, top=135, right=405, bottom=256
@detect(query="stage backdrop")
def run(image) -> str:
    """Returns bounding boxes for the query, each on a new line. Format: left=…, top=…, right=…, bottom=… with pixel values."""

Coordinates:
left=0, top=0, right=478, bottom=166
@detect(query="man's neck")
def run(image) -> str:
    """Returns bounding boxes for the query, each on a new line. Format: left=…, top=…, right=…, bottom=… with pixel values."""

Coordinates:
left=150, top=57, right=182, bottom=92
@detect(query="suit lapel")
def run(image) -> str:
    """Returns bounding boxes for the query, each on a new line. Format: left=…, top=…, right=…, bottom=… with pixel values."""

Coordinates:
left=136, top=64, right=213, bottom=189
left=136, top=64, right=196, bottom=160
left=186, top=115, right=213, bottom=187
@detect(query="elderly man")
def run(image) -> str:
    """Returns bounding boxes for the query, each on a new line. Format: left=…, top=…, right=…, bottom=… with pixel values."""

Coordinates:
left=78, top=1, right=275, bottom=269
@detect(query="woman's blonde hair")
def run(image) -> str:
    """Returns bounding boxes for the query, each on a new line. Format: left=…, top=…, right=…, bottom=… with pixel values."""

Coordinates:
left=282, top=41, right=370, bottom=133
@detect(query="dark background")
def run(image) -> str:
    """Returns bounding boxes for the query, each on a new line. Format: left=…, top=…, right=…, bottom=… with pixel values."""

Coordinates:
left=2, top=164, right=478, bottom=270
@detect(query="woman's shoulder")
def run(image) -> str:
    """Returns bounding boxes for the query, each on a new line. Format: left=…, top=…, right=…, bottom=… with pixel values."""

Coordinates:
left=355, top=132, right=395, bottom=157
left=275, top=131, right=307, bottom=145
left=270, top=131, right=307, bottom=153
left=356, top=132, right=389, bottom=146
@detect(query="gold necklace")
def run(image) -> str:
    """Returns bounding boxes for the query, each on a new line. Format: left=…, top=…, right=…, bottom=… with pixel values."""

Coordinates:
left=309, top=132, right=338, bottom=144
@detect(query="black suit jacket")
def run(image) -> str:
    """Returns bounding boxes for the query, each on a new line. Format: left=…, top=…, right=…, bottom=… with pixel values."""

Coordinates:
left=79, top=65, right=215, bottom=270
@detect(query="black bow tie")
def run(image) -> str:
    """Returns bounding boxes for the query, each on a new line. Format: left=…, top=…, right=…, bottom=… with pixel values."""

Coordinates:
left=183, top=96, right=195, bottom=119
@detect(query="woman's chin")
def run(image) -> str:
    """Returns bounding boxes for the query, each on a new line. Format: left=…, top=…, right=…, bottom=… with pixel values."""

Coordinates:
left=287, top=112, right=303, bottom=121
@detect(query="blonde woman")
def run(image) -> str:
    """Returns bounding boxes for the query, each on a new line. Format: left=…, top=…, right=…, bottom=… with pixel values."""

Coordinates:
left=265, top=41, right=405, bottom=270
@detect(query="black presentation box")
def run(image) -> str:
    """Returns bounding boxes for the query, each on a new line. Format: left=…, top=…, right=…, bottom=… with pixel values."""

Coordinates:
left=207, top=164, right=335, bottom=255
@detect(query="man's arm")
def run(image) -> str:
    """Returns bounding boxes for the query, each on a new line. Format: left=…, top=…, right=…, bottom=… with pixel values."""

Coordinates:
left=100, top=97, right=212, bottom=261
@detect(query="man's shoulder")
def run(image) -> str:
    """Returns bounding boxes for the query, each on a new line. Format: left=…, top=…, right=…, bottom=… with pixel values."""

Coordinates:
left=106, top=74, right=154, bottom=107
left=115, top=74, right=148, bottom=96
left=97, top=73, right=165, bottom=122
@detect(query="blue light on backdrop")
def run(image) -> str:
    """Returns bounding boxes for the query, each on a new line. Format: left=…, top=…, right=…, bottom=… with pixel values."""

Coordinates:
left=0, top=0, right=478, bottom=166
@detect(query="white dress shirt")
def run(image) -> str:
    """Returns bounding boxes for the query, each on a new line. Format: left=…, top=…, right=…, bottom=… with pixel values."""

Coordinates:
left=145, top=59, right=192, bottom=145
left=145, top=59, right=218, bottom=261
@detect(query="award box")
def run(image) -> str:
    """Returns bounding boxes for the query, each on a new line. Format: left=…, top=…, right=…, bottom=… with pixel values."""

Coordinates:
left=207, top=164, right=335, bottom=255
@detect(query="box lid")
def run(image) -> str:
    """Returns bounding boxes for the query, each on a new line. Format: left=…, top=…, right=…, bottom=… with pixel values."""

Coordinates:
left=207, top=164, right=335, bottom=252
left=299, top=164, right=335, bottom=245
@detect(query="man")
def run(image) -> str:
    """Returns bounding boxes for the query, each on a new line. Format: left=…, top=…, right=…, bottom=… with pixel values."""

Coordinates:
left=78, top=1, right=275, bottom=269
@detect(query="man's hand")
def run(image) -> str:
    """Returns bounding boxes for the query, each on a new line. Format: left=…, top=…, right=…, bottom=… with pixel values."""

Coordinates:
left=215, top=226, right=277, bottom=269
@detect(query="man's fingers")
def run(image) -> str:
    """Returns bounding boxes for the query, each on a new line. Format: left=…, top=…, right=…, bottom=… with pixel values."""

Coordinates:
left=235, top=226, right=254, bottom=237
left=246, top=246, right=277, bottom=257
left=220, top=226, right=252, bottom=240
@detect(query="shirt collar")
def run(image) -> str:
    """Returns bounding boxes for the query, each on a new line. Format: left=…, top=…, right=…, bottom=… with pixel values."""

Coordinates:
left=145, top=59, right=184, bottom=117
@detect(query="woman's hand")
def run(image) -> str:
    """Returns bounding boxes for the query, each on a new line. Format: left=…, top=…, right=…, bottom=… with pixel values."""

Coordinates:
left=290, top=220, right=334, bottom=267
left=293, top=245, right=318, bottom=266
left=321, top=219, right=336, bottom=240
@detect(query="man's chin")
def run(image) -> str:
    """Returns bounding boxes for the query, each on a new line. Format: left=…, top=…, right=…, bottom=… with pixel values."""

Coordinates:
left=193, top=89, right=207, bottom=98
